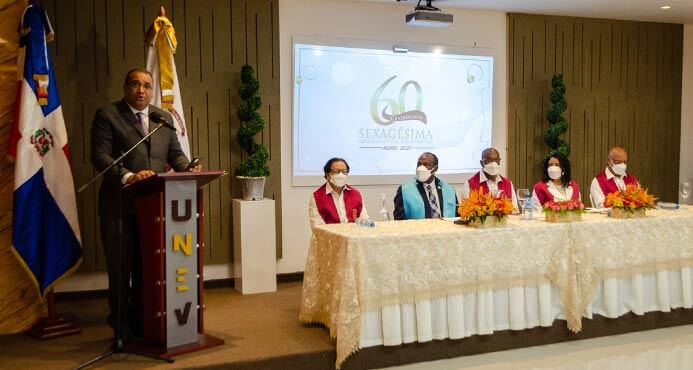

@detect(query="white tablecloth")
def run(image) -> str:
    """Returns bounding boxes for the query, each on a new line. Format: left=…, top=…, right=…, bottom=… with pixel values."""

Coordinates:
left=299, top=209, right=693, bottom=368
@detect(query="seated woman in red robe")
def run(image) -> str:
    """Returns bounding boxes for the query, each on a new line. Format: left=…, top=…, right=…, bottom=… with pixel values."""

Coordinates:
left=532, top=152, right=581, bottom=214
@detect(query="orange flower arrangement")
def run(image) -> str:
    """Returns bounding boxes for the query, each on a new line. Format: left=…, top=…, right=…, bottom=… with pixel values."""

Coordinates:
left=604, top=184, right=656, bottom=211
left=458, top=188, right=513, bottom=225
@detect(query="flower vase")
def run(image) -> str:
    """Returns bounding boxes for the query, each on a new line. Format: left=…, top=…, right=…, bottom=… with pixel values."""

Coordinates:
left=545, top=211, right=582, bottom=223
left=468, top=217, right=507, bottom=228
left=610, top=207, right=647, bottom=219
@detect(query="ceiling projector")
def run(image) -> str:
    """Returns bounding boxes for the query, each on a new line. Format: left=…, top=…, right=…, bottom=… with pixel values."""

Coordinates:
left=404, top=0, right=453, bottom=27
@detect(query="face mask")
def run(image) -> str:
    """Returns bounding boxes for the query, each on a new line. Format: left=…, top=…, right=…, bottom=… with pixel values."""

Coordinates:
left=611, top=162, right=627, bottom=176
left=483, top=162, right=500, bottom=176
left=330, top=173, right=348, bottom=188
left=548, top=166, right=563, bottom=180
left=416, top=165, right=432, bottom=183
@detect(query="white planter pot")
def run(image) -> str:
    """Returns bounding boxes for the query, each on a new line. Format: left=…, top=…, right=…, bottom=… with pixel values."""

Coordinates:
left=237, top=176, right=266, bottom=201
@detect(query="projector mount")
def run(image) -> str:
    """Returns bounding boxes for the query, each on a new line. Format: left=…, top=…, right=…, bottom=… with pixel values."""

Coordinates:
left=397, top=0, right=442, bottom=12
left=415, top=0, right=441, bottom=12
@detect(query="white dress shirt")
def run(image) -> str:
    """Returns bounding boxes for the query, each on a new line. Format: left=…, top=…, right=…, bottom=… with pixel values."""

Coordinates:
left=308, top=183, right=369, bottom=228
left=460, top=171, right=519, bottom=212
left=121, top=105, right=150, bottom=184
left=589, top=168, right=637, bottom=208
left=532, top=181, right=580, bottom=215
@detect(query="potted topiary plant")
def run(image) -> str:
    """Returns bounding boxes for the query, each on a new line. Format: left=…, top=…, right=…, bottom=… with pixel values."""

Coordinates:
left=236, top=64, right=270, bottom=200
left=545, top=74, right=570, bottom=158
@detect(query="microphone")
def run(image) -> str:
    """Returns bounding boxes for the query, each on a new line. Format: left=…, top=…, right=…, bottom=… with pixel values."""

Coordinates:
left=149, top=111, right=177, bottom=131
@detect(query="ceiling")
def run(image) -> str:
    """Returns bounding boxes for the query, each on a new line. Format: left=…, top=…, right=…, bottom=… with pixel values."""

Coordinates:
left=367, top=0, right=693, bottom=24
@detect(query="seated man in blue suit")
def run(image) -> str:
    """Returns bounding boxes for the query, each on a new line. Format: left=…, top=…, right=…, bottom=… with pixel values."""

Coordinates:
left=394, top=152, right=458, bottom=220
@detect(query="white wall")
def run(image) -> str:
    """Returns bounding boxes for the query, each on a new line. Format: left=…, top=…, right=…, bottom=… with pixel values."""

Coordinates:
left=680, top=24, right=693, bottom=203
left=277, top=0, right=508, bottom=273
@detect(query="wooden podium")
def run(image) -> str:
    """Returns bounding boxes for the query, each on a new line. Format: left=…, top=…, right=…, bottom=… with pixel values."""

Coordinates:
left=124, top=171, right=225, bottom=358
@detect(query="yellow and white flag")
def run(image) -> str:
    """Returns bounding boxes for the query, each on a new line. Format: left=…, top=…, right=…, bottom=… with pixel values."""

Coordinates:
left=145, top=8, right=191, bottom=159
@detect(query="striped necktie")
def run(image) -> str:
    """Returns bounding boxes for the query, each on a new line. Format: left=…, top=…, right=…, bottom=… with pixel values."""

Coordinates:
left=426, top=183, right=441, bottom=218
left=136, top=112, right=148, bottom=135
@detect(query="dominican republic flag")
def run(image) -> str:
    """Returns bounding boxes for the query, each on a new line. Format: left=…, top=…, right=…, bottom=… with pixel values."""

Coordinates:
left=145, top=8, right=191, bottom=160
left=7, top=0, right=82, bottom=299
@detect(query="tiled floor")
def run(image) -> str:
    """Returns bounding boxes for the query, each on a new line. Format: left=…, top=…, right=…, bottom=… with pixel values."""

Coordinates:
left=380, top=325, right=693, bottom=370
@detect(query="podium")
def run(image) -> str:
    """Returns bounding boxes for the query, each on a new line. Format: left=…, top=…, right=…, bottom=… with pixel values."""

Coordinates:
left=124, top=171, right=225, bottom=358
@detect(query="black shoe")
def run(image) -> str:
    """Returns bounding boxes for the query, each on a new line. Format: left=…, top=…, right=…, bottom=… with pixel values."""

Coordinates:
left=110, top=336, right=125, bottom=352
left=127, top=324, right=143, bottom=340
left=112, top=326, right=135, bottom=343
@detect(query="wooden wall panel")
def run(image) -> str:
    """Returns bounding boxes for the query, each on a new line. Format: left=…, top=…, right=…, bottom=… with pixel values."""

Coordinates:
left=508, top=13, right=683, bottom=203
left=41, top=0, right=281, bottom=271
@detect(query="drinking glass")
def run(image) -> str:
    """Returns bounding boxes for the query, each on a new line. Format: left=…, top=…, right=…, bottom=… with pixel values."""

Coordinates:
left=378, top=193, right=391, bottom=221
left=517, top=188, right=530, bottom=213
left=681, top=182, right=691, bottom=205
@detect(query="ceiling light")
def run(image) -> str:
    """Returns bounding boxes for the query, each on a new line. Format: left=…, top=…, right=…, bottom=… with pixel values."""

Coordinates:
left=661, top=5, right=671, bottom=9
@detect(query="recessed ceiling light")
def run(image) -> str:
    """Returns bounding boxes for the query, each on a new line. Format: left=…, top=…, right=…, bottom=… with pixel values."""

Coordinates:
left=661, top=5, right=671, bottom=9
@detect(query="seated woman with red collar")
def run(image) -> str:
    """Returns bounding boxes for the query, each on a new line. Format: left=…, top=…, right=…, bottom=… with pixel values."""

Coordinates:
left=308, top=157, right=369, bottom=228
left=531, top=152, right=582, bottom=214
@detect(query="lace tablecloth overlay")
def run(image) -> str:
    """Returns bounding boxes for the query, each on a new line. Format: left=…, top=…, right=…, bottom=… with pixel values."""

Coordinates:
left=299, top=209, right=693, bottom=368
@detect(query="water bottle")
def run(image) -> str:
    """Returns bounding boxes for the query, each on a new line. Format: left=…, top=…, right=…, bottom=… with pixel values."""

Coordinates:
left=523, top=196, right=533, bottom=221
left=356, top=217, right=376, bottom=228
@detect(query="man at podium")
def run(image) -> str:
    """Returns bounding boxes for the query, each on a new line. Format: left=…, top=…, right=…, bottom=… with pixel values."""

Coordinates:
left=90, top=68, right=199, bottom=342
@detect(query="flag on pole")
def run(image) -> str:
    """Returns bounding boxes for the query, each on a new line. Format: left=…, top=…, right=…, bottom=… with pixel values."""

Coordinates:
left=7, top=0, right=82, bottom=299
left=145, top=8, right=191, bottom=159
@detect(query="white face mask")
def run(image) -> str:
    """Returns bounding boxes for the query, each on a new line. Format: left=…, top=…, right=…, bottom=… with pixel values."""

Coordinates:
left=611, top=162, right=627, bottom=177
left=548, top=166, right=563, bottom=180
left=416, top=165, right=433, bottom=183
left=483, top=162, right=500, bottom=176
left=330, top=173, right=348, bottom=188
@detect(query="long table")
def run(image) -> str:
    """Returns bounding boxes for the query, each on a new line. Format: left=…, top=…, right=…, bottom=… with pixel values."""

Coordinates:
left=299, top=209, right=693, bottom=368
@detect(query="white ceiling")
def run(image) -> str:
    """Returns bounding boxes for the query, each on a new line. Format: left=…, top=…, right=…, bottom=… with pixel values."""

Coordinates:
left=368, top=0, right=693, bottom=24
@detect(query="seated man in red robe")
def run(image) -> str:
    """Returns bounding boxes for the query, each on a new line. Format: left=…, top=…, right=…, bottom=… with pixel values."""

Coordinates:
left=460, top=147, right=519, bottom=212
left=589, top=146, right=639, bottom=208
left=308, top=157, right=369, bottom=228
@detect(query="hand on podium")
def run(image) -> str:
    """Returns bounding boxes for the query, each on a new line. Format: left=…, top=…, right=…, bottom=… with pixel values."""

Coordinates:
left=186, top=157, right=203, bottom=172
left=126, top=169, right=155, bottom=185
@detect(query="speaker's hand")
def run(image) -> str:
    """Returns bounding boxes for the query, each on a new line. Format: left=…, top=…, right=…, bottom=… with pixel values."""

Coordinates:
left=127, top=169, right=155, bottom=184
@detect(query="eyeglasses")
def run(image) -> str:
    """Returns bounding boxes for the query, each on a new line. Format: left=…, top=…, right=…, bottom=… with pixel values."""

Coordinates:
left=126, top=81, right=153, bottom=90
left=329, top=169, right=349, bottom=175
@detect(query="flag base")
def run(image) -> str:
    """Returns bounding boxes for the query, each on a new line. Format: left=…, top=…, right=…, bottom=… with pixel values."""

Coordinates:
left=26, top=291, right=81, bottom=340
left=26, top=315, right=81, bottom=340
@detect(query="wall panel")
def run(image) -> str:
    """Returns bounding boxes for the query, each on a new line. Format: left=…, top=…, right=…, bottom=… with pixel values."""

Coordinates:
left=43, top=0, right=281, bottom=271
left=508, top=13, right=682, bottom=202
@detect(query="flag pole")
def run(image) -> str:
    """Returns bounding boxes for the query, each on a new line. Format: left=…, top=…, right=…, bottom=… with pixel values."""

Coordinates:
left=26, top=290, right=81, bottom=339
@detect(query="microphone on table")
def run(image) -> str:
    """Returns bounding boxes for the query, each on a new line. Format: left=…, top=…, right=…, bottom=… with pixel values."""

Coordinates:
left=149, top=111, right=177, bottom=131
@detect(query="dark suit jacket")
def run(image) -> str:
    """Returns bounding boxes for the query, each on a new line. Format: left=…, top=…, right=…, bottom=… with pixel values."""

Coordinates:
left=393, top=177, right=458, bottom=220
left=90, top=99, right=189, bottom=216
